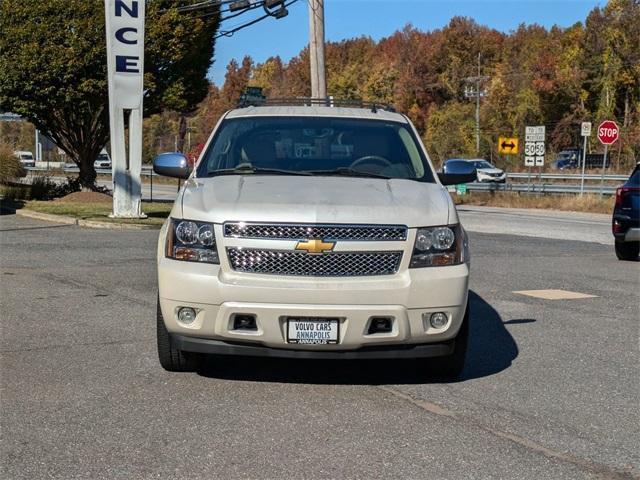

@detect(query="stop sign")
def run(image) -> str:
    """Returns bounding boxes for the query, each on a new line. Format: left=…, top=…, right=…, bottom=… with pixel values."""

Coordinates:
left=597, top=120, right=620, bottom=145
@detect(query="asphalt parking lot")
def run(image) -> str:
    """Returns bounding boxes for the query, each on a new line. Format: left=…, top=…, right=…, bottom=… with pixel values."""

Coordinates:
left=1, top=212, right=638, bottom=479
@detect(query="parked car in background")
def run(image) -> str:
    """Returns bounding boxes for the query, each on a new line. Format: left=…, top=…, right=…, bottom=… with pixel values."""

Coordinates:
left=612, top=163, right=640, bottom=261
left=444, top=159, right=505, bottom=183
left=470, top=159, right=506, bottom=183
left=13, top=150, right=35, bottom=167
left=552, top=158, right=578, bottom=170
left=94, top=150, right=112, bottom=169
left=552, top=148, right=610, bottom=170
left=552, top=149, right=580, bottom=170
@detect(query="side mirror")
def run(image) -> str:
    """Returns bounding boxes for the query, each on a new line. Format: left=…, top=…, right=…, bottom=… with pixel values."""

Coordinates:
left=438, top=162, right=477, bottom=186
left=153, top=152, right=191, bottom=179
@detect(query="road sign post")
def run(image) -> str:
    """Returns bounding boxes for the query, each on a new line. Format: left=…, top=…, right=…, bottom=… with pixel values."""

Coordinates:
left=579, top=122, right=592, bottom=196
left=525, top=126, right=545, bottom=194
left=597, top=120, right=619, bottom=197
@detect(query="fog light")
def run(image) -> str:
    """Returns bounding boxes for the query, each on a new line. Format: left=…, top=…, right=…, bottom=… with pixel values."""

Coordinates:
left=429, top=312, right=448, bottom=329
left=177, top=307, right=197, bottom=325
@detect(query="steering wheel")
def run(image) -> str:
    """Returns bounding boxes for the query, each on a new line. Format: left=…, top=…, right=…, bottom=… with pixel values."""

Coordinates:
left=349, top=155, right=393, bottom=170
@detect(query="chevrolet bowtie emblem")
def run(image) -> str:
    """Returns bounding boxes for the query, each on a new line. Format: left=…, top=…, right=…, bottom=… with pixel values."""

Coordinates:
left=295, top=239, right=335, bottom=254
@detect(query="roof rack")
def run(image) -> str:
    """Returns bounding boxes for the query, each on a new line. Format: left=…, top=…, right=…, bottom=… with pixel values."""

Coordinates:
left=237, top=97, right=396, bottom=113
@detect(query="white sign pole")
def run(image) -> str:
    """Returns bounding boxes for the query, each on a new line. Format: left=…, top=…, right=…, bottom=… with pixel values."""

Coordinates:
left=579, top=122, right=591, bottom=197
left=105, top=0, right=145, bottom=218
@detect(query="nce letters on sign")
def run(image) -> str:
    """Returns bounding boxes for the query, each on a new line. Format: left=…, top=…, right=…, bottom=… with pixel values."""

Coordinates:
left=114, top=0, right=140, bottom=74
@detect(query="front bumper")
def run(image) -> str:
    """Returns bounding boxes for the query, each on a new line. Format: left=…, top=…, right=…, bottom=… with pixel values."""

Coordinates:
left=478, top=174, right=506, bottom=183
left=171, top=334, right=455, bottom=359
left=158, top=256, right=469, bottom=353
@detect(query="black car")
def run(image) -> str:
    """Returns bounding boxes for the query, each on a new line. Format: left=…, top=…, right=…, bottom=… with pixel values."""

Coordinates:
left=612, top=163, right=640, bottom=261
left=552, top=158, right=578, bottom=170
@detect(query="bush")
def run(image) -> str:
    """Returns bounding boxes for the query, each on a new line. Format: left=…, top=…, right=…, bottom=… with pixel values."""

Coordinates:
left=30, top=175, right=81, bottom=200
left=0, top=143, right=26, bottom=183
left=0, top=183, right=30, bottom=201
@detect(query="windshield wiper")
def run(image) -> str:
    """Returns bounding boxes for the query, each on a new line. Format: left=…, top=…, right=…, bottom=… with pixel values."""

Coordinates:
left=306, top=167, right=392, bottom=179
left=208, top=164, right=312, bottom=177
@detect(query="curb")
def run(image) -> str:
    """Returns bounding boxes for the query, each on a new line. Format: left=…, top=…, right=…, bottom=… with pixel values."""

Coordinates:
left=15, top=209, right=161, bottom=230
left=16, top=209, right=77, bottom=225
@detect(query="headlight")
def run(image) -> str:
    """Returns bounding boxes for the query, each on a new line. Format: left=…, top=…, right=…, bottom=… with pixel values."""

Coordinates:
left=410, top=225, right=468, bottom=268
left=167, top=219, right=219, bottom=264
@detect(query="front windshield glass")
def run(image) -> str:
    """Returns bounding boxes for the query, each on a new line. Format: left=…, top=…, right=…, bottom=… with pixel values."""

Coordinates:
left=197, top=116, right=434, bottom=182
left=473, top=160, right=493, bottom=169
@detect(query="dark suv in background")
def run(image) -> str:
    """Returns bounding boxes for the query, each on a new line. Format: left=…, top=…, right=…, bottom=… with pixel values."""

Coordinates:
left=612, top=164, right=640, bottom=261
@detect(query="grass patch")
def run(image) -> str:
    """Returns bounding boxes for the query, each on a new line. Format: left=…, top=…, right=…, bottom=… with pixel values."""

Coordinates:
left=452, top=192, right=614, bottom=214
left=24, top=200, right=172, bottom=225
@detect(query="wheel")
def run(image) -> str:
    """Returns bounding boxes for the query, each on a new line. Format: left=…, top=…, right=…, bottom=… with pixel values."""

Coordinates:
left=426, top=302, right=469, bottom=379
left=615, top=241, right=639, bottom=261
left=157, top=296, right=199, bottom=372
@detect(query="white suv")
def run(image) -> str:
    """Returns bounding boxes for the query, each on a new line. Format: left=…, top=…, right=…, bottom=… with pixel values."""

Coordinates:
left=153, top=102, right=476, bottom=378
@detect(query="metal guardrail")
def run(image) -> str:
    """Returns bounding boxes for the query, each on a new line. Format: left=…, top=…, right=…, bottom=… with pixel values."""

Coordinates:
left=465, top=182, right=616, bottom=195
left=25, top=166, right=154, bottom=175
left=506, top=172, right=627, bottom=182
left=25, top=167, right=628, bottom=181
left=23, top=167, right=619, bottom=196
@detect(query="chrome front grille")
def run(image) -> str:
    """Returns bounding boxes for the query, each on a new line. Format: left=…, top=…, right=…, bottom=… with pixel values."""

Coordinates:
left=226, top=248, right=403, bottom=277
left=224, top=223, right=407, bottom=241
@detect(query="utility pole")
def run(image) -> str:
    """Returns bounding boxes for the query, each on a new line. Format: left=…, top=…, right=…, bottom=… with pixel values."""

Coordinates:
left=464, top=53, right=488, bottom=155
left=308, top=0, right=326, bottom=99
left=475, top=53, right=481, bottom=154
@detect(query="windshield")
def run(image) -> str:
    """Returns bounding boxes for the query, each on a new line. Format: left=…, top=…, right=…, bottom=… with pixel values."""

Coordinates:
left=472, top=160, right=493, bottom=169
left=558, top=151, right=577, bottom=160
left=20, top=153, right=33, bottom=160
left=197, top=116, right=434, bottom=182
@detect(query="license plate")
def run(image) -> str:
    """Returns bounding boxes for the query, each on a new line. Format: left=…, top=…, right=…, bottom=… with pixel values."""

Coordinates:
left=286, top=318, right=339, bottom=345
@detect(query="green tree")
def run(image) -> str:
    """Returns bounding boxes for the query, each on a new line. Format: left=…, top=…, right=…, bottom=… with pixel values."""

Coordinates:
left=0, top=121, right=35, bottom=152
left=251, top=56, right=286, bottom=97
left=424, top=102, right=476, bottom=165
left=190, top=2, right=638, bottom=170
left=0, top=0, right=220, bottom=189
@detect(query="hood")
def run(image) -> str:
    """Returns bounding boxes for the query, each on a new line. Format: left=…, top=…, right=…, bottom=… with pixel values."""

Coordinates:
left=476, top=168, right=503, bottom=174
left=180, top=176, right=452, bottom=228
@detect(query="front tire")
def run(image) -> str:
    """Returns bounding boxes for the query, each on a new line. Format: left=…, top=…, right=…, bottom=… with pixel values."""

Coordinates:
left=615, top=241, right=639, bottom=261
left=157, top=296, right=199, bottom=372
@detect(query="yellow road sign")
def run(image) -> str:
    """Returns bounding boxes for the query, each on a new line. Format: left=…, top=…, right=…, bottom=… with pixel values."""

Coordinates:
left=498, top=137, right=519, bottom=154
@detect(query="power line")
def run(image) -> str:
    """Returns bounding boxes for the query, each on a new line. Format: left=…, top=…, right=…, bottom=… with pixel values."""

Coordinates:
left=211, top=0, right=299, bottom=39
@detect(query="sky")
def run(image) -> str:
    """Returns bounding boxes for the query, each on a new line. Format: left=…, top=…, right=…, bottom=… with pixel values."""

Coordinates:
left=209, top=0, right=605, bottom=85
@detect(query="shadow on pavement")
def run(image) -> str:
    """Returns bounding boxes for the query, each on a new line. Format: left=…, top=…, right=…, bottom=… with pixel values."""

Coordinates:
left=196, top=290, right=520, bottom=385
left=0, top=200, right=23, bottom=215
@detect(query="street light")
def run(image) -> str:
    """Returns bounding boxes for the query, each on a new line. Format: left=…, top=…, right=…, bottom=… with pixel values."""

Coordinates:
left=263, top=0, right=288, bottom=18
left=273, top=6, right=288, bottom=18
left=264, top=0, right=284, bottom=8
left=229, top=0, right=250, bottom=12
